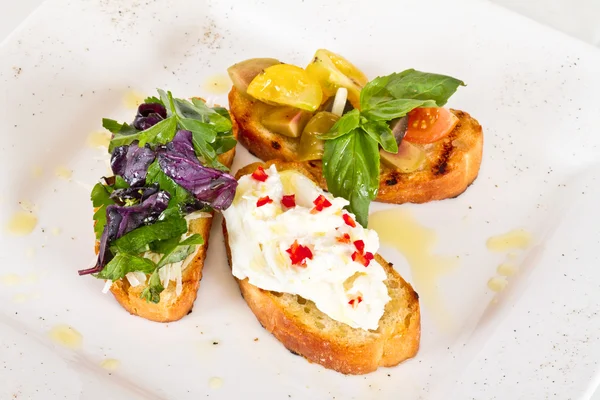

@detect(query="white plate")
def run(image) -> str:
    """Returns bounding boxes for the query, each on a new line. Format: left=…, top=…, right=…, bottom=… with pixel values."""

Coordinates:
left=1, top=0, right=600, bottom=399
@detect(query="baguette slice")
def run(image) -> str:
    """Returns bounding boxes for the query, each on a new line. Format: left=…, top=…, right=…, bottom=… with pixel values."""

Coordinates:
left=229, top=87, right=483, bottom=204
left=222, top=160, right=421, bottom=374
left=107, top=137, right=237, bottom=323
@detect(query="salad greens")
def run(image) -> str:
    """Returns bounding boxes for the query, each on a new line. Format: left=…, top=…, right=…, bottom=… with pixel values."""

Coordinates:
left=82, top=89, right=238, bottom=304
left=321, top=70, right=464, bottom=226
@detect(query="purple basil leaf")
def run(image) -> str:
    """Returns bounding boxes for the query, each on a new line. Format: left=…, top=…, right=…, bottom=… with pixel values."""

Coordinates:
left=109, top=183, right=159, bottom=206
left=110, top=141, right=156, bottom=187
left=133, top=103, right=167, bottom=130
left=157, top=130, right=237, bottom=210
left=78, top=191, right=170, bottom=275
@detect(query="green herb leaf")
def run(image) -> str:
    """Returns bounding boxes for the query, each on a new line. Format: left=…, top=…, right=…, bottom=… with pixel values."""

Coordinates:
left=105, top=120, right=140, bottom=153
left=137, top=116, right=177, bottom=147
left=141, top=270, right=164, bottom=304
left=319, top=109, right=360, bottom=140
left=212, top=130, right=237, bottom=155
left=178, top=118, right=217, bottom=143
left=191, top=130, right=226, bottom=170
left=362, top=98, right=437, bottom=121
left=361, top=120, right=398, bottom=153
left=385, top=69, right=465, bottom=106
left=322, top=129, right=380, bottom=227
left=144, top=96, right=163, bottom=105
left=146, top=161, right=194, bottom=206
left=91, top=183, right=114, bottom=239
left=110, top=214, right=187, bottom=254
left=97, top=253, right=156, bottom=281
left=158, top=89, right=177, bottom=116
left=157, top=234, right=203, bottom=268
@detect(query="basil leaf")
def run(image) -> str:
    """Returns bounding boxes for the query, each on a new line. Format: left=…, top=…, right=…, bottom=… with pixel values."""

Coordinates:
left=385, top=69, right=465, bottom=107
left=97, top=253, right=156, bottom=280
left=110, top=215, right=187, bottom=254
left=361, top=121, right=398, bottom=153
left=322, top=129, right=380, bottom=227
left=319, top=109, right=360, bottom=140
left=362, top=98, right=437, bottom=121
left=146, top=161, right=193, bottom=206
left=141, top=270, right=164, bottom=304
left=359, top=75, right=396, bottom=110
left=157, top=234, right=203, bottom=268
left=137, top=116, right=177, bottom=147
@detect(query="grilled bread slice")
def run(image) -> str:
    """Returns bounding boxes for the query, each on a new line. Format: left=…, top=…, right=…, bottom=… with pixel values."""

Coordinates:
left=222, top=160, right=421, bottom=374
left=229, top=87, right=483, bottom=204
left=106, top=140, right=237, bottom=323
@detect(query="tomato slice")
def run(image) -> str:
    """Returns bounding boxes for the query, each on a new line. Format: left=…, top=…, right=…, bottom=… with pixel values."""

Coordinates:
left=403, top=108, right=459, bottom=144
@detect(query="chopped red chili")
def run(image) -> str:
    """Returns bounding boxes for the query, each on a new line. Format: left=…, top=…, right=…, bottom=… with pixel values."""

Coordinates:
left=348, top=296, right=363, bottom=307
left=281, top=194, right=296, bottom=208
left=336, top=233, right=351, bottom=244
left=251, top=166, right=268, bottom=182
left=342, top=213, right=356, bottom=228
left=286, top=240, right=313, bottom=266
left=256, top=196, right=273, bottom=207
left=351, top=251, right=372, bottom=267
left=353, top=240, right=365, bottom=254
left=312, top=194, right=332, bottom=213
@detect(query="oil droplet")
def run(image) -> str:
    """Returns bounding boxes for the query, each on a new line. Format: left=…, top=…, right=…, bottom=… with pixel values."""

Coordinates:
left=87, top=131, right=111, bottom=148
left=1, top=274, right=22, bottom=286
left=25, top=247, right=36, bottom=259
left=123, top=90, right=144, bottom=109
left=6, top=212, right=37, bottom=236
left=486, top=229, right=532, bottom=252
left=48, top=324, right=83, bottom=350
left=100, top=358, right=121, bottom=371
left=31, top=165, right=43, bottom=178
left=51, top=227, right=61, bottom=236
left=497, top=263, right=517, bottom=276
left=55, top=165, right=73, bottom=180
left=12, top=293, right=30, bottom=303
left=208, top=377, right=223, bottom=389
left=18, top=200, right=37, bottom=213
left=203, top=74, right=231, bottom=94
left=369, top=209, right=457, bottom=328
left=487, top=276, right=508, bottom=292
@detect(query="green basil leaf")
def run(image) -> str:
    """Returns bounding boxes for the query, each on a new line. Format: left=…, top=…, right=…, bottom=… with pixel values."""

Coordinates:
left=137, top=116, right=177, bottom=147
left=362, top=99, right=437, bottom=121
left=141, top=270, right=164, bottom=304
left=359, top=75, right=396, bottom=110
left=385, top=69, right=465, bottom=107
left=97, top=253, right=156, bottom=281
left=110, top=215, right=187, bottom=254
left=146, top=161, right=193, bottom=206
left=322, top=129, right=380, bottom=227
left=319, top=109, right=360, bottom=140
left=361, top=121, right=398, bottom=154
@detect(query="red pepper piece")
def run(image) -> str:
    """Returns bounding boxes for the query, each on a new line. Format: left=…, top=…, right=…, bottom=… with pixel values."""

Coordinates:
left=336, top=233, right=351, bottom=244
left=353, top=240, right=365, bottom=254
left=256, top=196, right=273, bottom=207
left=348, top=296, right=363, bottom=307
left=281, top=194, right=296, bottom=208
left=251, top=166, right=268, bottom=182
left=351, top=251, right=371, bottom=267
left=342, top=214, right=356, bottom=228
left=286, top=240, right=313, bottom=267
left=311, top=194, right=332, bottom=213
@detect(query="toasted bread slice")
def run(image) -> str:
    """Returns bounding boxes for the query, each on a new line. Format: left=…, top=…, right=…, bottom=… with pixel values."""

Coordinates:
left=222, top=160, right=421, bottom=374
left=106, top=137, right=237, bottom=323
left=229, top=87, right=483, bottom=204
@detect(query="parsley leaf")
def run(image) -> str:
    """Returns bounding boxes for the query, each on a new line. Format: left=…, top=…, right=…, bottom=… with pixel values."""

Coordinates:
left=137, top=116, right=177, bottom=147
left=145, top=161, right=193, bottom=207
left=96, top=253, right=156, bottom=281
left=141, top=270, right=164, bottom=304
left=157, top=234, right=203, bottom=268
left=91, top=183, right=114, bottom=239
